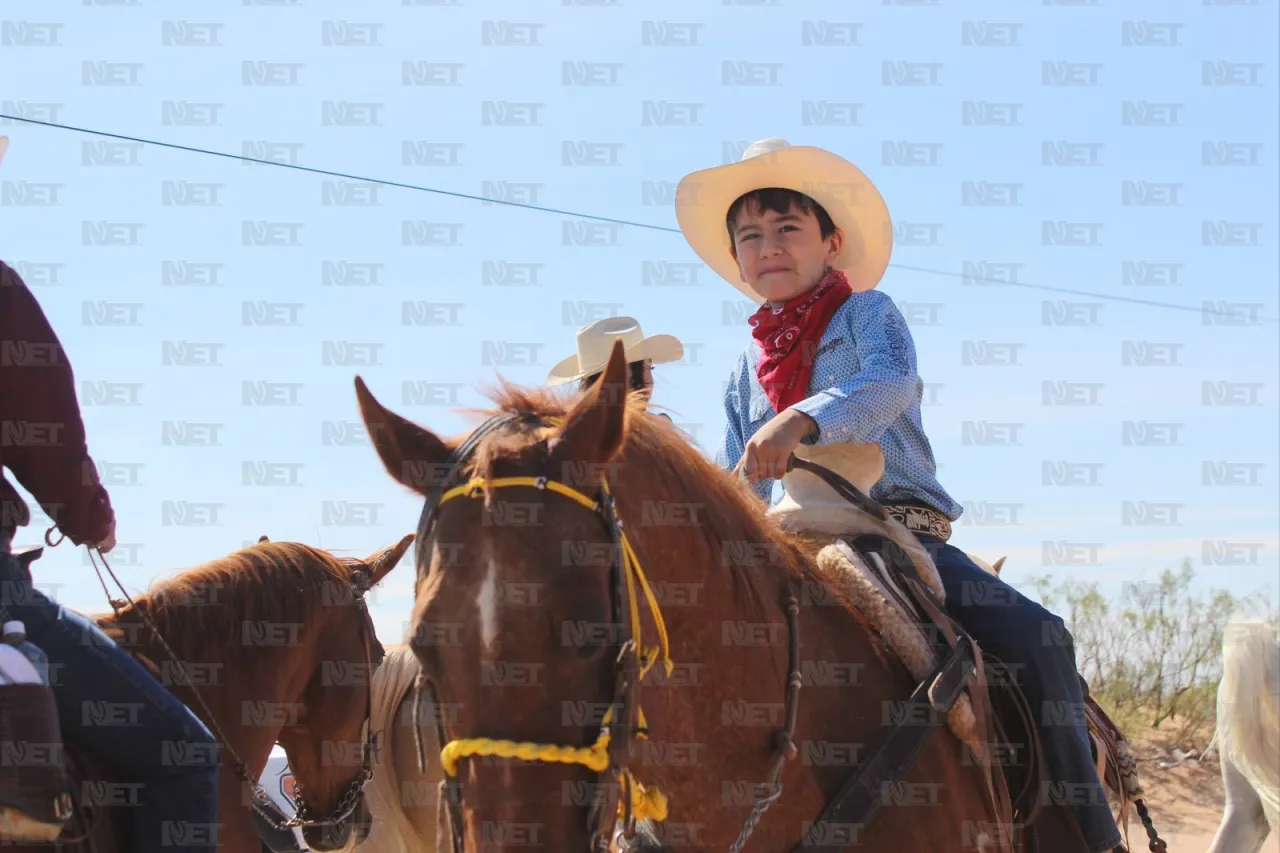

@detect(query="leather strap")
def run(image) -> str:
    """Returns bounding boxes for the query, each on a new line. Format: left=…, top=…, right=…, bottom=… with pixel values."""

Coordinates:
left=894, top=558, right=1016, bottom=853
left=788, top=457, right=889, bottom=521
left=797, top=633, right=976, bottom=851
left=823, top=537, right=1016, bottom=853
left=901, top=577, right=1016, bottom=853
left=848, top=538, right=940, bottom=645
left=1092, top=730, right=1109, bottom=790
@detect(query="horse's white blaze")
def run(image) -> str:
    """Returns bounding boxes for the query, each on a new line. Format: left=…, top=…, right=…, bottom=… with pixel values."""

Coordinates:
left=477, top=557, right=499, bottom=653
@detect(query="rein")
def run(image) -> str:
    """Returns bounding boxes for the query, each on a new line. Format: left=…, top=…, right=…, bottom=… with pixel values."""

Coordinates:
left=410, top=411, right=806, bottom=853
left=69, top=539, right=382, bottom=834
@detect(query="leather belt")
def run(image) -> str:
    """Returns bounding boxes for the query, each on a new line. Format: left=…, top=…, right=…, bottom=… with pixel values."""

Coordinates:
left=881, top=502, right=952, bottom=543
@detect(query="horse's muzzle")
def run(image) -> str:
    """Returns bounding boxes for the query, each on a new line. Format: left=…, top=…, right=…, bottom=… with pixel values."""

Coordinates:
left=300, top=795, right=372, bottom=852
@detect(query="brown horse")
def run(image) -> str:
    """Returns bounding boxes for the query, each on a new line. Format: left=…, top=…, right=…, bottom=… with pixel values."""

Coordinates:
left=0, top=534, right=414, bottom=853
left=350, top=342, right=1100, bottom=853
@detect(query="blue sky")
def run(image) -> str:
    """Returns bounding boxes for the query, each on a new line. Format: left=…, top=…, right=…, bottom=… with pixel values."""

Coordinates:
left=1, top=0, right=1276, bottom=643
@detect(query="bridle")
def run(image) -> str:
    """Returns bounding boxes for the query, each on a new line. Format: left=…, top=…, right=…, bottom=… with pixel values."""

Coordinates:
left=409, top=411, right=678, bottom=853
left=408, top=411, right=805, bottom=853
left=258, top=568, right=384, bottom=836
left=78, top=543, right=384, bottom=836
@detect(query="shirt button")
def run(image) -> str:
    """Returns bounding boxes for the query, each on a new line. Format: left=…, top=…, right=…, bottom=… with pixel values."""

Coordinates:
left=827, top=375, right=835, bottom=381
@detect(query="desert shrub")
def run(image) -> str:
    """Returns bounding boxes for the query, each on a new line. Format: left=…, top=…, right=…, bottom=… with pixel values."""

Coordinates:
left=1025, top=560, right=1275, bottom=745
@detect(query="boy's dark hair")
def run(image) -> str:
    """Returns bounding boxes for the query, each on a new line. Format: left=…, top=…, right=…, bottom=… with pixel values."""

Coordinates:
left=725, top=187, right=838, bottom=245
left=579, top=360, right=649, bottom=393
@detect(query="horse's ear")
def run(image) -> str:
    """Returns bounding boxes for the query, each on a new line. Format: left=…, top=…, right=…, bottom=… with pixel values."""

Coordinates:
left=366, top=532, right=415, bottom=585
left=354, top=376, right=450, bottom=496
left=552, top=339, right=628, bottom=464
left=992, top=556, right=1006, bottom=575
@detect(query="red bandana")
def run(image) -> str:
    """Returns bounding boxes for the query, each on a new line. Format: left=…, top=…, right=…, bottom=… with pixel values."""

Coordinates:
left=748, top=269, right=854, bottom=412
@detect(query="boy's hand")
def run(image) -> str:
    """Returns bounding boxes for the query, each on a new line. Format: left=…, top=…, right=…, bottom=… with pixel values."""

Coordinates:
left=735, top=410, right=817, bottom=484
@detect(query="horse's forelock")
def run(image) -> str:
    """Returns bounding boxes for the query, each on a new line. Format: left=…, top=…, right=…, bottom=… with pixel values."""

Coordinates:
left=463, top=379, right=811, bottom=596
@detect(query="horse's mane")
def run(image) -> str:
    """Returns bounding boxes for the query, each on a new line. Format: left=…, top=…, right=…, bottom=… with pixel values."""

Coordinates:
left=470, top=382, right=820, bottom=612
left=100, top=540, right=362, bottom=661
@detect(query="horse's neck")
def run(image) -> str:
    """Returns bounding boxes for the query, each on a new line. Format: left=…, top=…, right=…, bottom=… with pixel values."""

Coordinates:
left=114, top=611, right=305, bottom=780
left=646, top=525, right=896, bottom=704
left=636, top=534, right=907, bottom=843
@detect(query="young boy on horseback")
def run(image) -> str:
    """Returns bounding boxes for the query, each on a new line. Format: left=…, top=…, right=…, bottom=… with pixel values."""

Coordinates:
left=675, top=139, right=1125, bottom=853
left=0, top=260, right=221, bottom=852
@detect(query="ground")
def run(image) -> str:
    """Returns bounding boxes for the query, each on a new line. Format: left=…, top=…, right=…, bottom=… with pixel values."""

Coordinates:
left=1121, top=726, right=1278, bottom=853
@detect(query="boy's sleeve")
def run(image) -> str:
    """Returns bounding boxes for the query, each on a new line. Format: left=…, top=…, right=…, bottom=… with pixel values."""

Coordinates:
left=787, top=291, right=920, bottom=445
left=714, top=351, right=773, bottom=503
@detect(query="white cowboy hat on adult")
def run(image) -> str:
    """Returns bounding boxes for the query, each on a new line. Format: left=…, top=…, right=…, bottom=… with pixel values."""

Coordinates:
left=674, top=137, right=894, bottom=304
left=546, top=316, right=684, bottom=386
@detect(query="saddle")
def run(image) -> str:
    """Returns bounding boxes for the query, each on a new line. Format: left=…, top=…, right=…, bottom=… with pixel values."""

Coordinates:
left=0, top=736, right=114, bottom=851
left=0, top=683, right=75, bottom=842
left=0, top=546, right=76, bottom=844
left=768, top=446, right=986, bottom=750
left=763, top=445, right=1154, bottom=851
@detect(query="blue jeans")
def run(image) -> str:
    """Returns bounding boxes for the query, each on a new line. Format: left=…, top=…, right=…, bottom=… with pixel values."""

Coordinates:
left=917, top=535, right=1123, bottom=853
left=0, top=552, right=220, bottom=852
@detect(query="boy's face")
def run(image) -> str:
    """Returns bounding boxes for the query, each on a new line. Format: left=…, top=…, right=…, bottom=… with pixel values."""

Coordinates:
left=729, top=200, right=843, bottom=303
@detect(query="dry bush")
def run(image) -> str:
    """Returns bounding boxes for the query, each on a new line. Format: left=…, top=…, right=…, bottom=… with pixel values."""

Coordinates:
left=1025, top=560, right=1276, bottom=746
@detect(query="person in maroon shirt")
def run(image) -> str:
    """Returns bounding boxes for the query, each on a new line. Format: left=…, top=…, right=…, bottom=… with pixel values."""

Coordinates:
left=0, top=267, right=115, bottom=551
left=0, top=260, right=220, bottom=853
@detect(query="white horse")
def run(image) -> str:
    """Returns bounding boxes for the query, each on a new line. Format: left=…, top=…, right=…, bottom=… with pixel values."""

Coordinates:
left=1207, top=618, right=1280, bottom=853
left=355, top=643, right=442, bottom=853
left=969, top=552, right=1007, bottom=577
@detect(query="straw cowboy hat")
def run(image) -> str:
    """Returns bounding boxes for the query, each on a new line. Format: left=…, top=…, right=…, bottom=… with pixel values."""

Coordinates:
left=674, top=137, right=893, bottom=304
left=0, top=137, right=9, bottom=166
left=546, top=316, right=684, bottom=386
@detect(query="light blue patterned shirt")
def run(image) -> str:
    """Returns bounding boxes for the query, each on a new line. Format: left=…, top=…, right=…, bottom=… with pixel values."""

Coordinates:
left=715, top=289, right=964, bottom=520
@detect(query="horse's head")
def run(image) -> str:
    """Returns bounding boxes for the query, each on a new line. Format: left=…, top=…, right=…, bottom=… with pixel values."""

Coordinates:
left=355, top=342, right=667, bottom=852
left=968, top=553, right=1007, bottom=577
left=127, top=535, right=414, bottom=852
left=276, top=533, right=415, bottom=852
